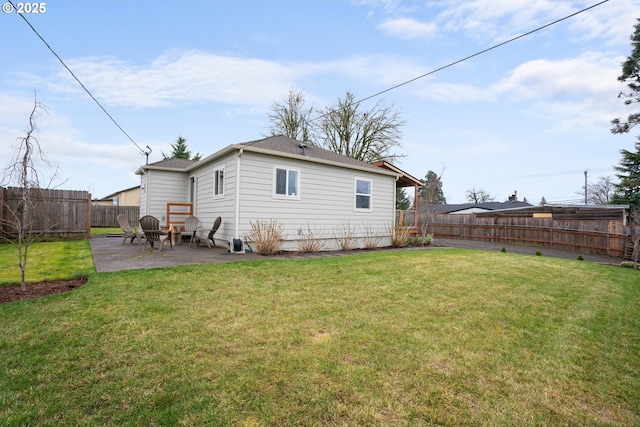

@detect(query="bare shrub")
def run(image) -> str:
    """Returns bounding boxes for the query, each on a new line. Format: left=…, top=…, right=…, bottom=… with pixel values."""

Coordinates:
left=297, top=223, right=325, bottom=253
left=333, top=222, right=357, bottom=251
left=249, top=219, right=287, bottom=255
left=362, top=224, right=382, bottom=249
left=390, top=224, right=411, bottom=248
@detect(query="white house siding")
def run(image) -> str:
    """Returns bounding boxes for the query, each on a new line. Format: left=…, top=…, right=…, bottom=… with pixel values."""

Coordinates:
left=236, top=151, right=396, bottom=250
left=191, top=153, right=237, bottom=243
left=139, top=174, right=148, bottom=217
left=143, top=169, right=190, bottom=226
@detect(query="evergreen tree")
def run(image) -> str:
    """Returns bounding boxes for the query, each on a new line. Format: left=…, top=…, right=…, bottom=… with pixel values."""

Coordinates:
left=612, top=140, right=640, bottom=207
left=418, top=170, right=446, bottom=205
left=396, top=188, right=411, bottom=210
left=611, top=19, right=640, bottom=208
left=162, top=136, right=202, bottom=160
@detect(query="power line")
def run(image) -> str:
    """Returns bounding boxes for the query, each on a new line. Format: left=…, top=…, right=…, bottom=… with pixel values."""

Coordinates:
left=312, top=0, right=610, bottom=121
left=9, top=0, right=147, bottom=156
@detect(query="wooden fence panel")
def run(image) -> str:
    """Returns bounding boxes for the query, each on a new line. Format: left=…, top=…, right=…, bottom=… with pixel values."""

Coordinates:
left=91, top=205, right=140, bottom=227
left=1, top=186, right=90, bottom=239
left=404, top=212, right=629, bottom=257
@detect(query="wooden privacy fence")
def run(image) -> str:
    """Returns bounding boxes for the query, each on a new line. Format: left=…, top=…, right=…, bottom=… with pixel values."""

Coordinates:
left=1, top=186, right=91, bottom=239
left=91, top=205, right=140, bottom=227
left=398, top=212, right=630, bottom=258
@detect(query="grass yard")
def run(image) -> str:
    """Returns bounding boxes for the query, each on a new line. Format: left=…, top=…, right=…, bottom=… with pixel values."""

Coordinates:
left=0, top=240, right=94, bottom=285
left=0, top=246, right=638, bottom=426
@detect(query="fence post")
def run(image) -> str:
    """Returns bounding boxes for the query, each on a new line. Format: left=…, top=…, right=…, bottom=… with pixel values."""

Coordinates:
left=549, top=226, right=553, bottom=248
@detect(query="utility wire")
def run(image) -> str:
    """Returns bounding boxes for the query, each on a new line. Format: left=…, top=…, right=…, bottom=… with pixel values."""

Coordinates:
left=9, top=0, right=147, bottom=156
left=312, top=0, right=610, bottom=120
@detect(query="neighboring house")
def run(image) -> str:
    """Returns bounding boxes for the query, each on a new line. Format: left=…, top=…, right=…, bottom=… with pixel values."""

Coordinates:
left=136, top=135, right=417, bottom=251
left=425, top=201, right=532, bottom=215
left=93, top=185, right=141, bottom=207
left=476, top=204, right=630, bottom=223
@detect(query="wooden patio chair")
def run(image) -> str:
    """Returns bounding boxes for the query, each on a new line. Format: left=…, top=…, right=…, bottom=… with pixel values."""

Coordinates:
left=139, top=215, right=172, bottom=251
left=192, top=216, right=222, bottom=248
left=117, top=214, right=143, bottom=245
left=183, top=215, right=200, bottom=245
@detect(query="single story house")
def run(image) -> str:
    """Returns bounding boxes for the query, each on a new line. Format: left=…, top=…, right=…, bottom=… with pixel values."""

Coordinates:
left=135, top=135, right=420, bottom=251
left=476, top=204, right=630, bottom=224
left=93, top=185, right=141, bottom=207
left=425, top=201, right=532, bottom=215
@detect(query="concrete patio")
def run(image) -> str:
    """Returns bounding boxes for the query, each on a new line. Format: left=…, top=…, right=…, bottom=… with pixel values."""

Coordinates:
left=90, top=235, right=265, bottom=273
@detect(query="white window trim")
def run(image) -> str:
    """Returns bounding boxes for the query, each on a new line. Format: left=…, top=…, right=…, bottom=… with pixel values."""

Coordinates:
left=354, top=177, right=372, bottom=211
left=273, top=165, right=301, bottom=199
left=213, top=165, right=225, bottom=199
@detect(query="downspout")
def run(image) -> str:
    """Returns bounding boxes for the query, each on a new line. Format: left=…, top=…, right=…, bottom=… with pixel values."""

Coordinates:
left=234, top=148, right=243, bottom=238
left=394, top=176, right=399, bottom=228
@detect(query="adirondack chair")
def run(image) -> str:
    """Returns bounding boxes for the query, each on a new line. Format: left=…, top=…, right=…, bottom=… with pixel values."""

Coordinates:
left=183, top=215, right=200, bottom=245
left=139, top=215, right=172, bottom=251
left=192, top=216, right=222, bottom=248
left=117, top=214, right=143, bottom=245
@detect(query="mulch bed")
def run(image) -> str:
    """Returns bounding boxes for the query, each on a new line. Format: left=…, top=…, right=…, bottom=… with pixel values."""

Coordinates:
left=0, top=277, right=88, bottom=304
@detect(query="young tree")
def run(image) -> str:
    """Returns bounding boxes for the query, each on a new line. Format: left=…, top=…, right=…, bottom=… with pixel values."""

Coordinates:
left=317, top=91, right=405, bottom=163
left=1, top=95, right=59, bottom=291
left=268, top=89, right=314, bottom=142
left=162, top=136, right=202, bottom=161
left=465, top=187, right=495, bottom=204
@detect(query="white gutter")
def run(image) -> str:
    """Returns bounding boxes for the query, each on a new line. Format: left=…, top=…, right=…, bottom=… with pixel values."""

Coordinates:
left=234, top=148, right=243, bottom=238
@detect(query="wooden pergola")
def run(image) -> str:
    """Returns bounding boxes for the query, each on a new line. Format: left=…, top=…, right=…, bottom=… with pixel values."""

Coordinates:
left=372, top=161, right=423, bottom=231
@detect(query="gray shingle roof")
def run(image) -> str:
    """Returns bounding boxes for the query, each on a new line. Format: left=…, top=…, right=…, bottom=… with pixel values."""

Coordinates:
left=239, top=135, right=381, bottom=171
left=147, top=157, right=197, bottom=170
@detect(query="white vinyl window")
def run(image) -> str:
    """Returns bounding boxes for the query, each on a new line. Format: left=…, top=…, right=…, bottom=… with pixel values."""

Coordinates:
left=213, top=167, right=224, bottom=197
left=274, top=167, right=300, bottom=198
left=355, top=178, right=372, bottom=210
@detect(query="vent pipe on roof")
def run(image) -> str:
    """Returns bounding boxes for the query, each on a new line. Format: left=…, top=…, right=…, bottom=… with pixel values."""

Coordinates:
left=299, top=143, right=307, bottom=156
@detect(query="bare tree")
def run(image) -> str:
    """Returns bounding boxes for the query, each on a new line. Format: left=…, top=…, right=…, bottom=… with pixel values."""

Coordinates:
left=317, top=91, right=405, bottom=163
left=1, top=94, right=59, bottom=291
left=465, top=187, right=495, bottom=204
left=267, top=89, right=314, bottom=143
left=578, top=175, right=616, bottom=205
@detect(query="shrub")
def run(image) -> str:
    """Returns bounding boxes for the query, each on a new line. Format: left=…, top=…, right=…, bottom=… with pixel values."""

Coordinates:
left=296, top=224, right=325, bottom=253
left=536, top=250, right=542, bottom=256
left=577, top=255, right=584, bottom=261
left=362, top=224, right=382, bottom=250
left=391, top=225, right=411, bottom=248
left=501, top=247, right=507, bottom=253
left=620, top=261, right=640, bottom=270
left=410, top=233, right=434, bottom=247
left=249, top=219, right=287, bottom=255
left=333, top=222, right=358, bottom=251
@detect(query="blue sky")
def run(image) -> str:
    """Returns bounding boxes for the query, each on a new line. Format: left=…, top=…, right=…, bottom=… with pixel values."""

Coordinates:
left=1, top=0, right=638, bottom=203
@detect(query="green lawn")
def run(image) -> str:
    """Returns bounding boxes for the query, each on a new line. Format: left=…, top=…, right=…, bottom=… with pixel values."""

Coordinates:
left=0, top=244, right=638, bottom=426
left=0, top=240, right=95, bottom=285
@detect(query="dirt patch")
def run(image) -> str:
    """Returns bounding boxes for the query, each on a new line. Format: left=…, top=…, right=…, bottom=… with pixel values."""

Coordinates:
left=0, top=277, right=88, bottom=304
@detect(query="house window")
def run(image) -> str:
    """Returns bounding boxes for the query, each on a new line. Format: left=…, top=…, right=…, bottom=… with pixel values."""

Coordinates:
left=274, top=167, right=299, bottom=197
left=214, top=167, right=224, bottom=197
left=355, top=178, right=371, bottom=210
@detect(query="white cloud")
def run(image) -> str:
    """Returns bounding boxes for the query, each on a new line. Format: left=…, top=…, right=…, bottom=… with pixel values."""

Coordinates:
left=378, top=17, right=438, bottom=39
left=51, top=51, right=298, bottom=108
